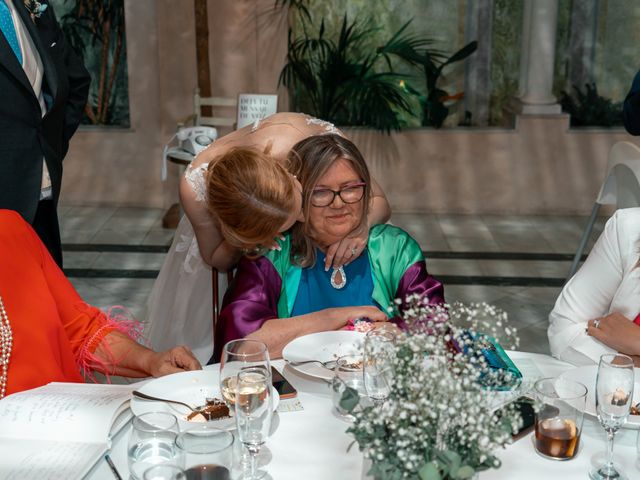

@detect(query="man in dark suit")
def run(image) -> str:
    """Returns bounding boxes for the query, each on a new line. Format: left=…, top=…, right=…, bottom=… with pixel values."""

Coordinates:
left=0, top=0, right=90, bottom=266
left=623, top=70, right=640, bottom=136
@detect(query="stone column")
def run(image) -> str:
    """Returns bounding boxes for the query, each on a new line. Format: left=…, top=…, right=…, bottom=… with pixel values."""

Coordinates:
left=463, top=0, right=493, bottom=126
left=517, top=0, right=562, bottom=114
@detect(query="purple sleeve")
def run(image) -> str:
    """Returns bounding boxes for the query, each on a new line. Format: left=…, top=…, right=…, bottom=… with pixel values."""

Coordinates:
left=212, top=257, right=282, bottom=362
left=392, top=261, right=445, bottom=328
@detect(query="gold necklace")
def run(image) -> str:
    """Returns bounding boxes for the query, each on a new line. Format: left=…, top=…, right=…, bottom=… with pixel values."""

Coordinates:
left=0, top=295, right=12, bottom=399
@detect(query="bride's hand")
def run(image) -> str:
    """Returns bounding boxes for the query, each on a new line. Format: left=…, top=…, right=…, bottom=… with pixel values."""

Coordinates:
left=324, top=223, right=368, bottom=271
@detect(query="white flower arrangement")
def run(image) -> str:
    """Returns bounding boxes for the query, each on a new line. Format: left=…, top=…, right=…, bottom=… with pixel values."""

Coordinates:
left=342, top=295, right=524, bottom=480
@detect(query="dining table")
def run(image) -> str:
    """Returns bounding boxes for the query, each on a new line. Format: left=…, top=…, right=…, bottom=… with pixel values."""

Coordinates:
left=89, top=351, right=640, bottom=480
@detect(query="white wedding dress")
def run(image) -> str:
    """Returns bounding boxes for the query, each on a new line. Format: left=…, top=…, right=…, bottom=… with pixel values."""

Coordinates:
left=144, top=113, right=341, bottom=364
left=144, top=163, right=225, bottom=364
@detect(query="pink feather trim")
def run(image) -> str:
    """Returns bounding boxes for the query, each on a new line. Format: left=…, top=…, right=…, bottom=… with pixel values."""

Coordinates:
left=75, top=304, right=145, bottom=383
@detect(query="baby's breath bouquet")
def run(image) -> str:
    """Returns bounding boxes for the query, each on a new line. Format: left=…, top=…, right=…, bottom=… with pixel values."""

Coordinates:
left=342, top=295, right=524, bottom=480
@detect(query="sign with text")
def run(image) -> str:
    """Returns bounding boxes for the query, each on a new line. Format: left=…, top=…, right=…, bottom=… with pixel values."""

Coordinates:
left=237, top=94, right=278, bottom=129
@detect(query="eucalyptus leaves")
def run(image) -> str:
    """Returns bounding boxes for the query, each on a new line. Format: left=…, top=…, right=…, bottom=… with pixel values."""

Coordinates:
left=342, top=296, right=523, bottom=480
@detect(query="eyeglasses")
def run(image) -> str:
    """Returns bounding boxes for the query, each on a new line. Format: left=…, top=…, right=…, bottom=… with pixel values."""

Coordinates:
left=310, top=183, right=366, bottom=207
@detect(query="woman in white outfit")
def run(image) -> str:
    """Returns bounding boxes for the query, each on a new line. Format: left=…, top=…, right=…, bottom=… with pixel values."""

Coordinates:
left=548, top=207, right=640, bottom=366
left=145, top=113, right=391, bottom=363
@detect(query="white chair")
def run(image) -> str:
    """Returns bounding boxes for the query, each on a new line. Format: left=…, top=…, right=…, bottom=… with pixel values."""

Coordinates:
left=567, top=141, right=640, bottom=279
left=193, top=87, right=237, bottom=129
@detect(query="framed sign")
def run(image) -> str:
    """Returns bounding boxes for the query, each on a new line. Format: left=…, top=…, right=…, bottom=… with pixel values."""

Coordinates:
left=237, top=94, right=278, bottom=129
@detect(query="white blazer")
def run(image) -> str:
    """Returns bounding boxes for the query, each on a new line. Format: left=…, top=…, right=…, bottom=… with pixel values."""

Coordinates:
left=548, top=208, right=640, bottom=365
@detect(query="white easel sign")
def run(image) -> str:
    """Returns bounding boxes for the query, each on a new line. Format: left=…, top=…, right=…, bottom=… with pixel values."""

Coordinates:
left=237, top=94, right=278, bottom=129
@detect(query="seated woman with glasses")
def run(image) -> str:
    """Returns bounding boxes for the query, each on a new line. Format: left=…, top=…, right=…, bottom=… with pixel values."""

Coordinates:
left=146, top=113, right=391, bottom=363
left=0, top=210, right=201, bottom=398
left=211, top=134, right=444, bottom=361
left=548, top=208, right=640, bottom=366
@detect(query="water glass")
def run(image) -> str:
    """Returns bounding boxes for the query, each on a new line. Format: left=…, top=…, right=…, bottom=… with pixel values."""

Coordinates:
left=143, top=465, right=186, bottom=480
left=220, top=339, right=271, bottom=410
left=533, top=377, right=587, bottom=460
left=235, top=367, right=273, bottom=480
left=589, top=353, right=635, bottom=480
left=331, top=354, right=366, bottom=421
left=175, top=425, right=234, bottom=480
left=363, top=329, right=395, bottom=406
left=128, top=412, right=182, bottom=480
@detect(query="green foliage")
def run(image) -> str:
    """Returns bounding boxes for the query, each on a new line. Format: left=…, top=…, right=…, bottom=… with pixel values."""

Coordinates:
left=396, top=41, right=478, bottom=128
left=560, top=83, right=623, bottom=127
left=278, top=4, right=477, bottom=131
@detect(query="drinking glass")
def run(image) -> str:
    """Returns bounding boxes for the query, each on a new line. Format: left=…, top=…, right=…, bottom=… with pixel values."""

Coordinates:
left=533, top=377, right=587, bottom=460
left=143, top=465, right=187, bottom=480
left=128, top=412, right=182, bottom=480
left=219, top=339, right=271, bottom=410
left=331, top=354, right=366, bottom=421
left=235, top=367, right=273, bottom=480
left=363, top=329, right=395, bottom=406
left=589, top=353, right=635, bottom=480
left=175, top=425, right=234, bottom=480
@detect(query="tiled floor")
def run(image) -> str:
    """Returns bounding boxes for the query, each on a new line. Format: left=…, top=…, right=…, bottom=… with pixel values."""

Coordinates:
left=59, top=206, right=609, bottom=356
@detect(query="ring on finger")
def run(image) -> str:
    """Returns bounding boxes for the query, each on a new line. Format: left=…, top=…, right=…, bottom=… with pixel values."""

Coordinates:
left=351, top=247, right=357, bottom=256
left=593, top=319, right=601, bottom=329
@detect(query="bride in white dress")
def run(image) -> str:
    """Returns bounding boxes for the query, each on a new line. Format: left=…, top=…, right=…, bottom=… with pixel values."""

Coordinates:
left=144, top=113, right=391, bottom=363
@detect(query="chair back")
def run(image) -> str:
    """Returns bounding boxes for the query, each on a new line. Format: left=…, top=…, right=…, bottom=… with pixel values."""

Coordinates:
left=194, top=87, right=237, bottom=128
left=596, top=141, right=640, bottom=208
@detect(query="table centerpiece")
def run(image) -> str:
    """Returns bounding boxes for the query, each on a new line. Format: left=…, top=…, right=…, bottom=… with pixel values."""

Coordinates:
left=341, top=295, right=524, bottom=480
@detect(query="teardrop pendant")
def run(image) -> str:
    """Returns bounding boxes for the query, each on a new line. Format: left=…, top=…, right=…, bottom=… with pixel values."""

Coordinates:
left=330, top=266, right=347, bottom=289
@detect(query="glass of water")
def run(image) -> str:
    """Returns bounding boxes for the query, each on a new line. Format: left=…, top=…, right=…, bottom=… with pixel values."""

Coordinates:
left=589, top=353, right=635, bottom=480
left=331, top=354, right=366, bottom=421
left=128, top=412, right=182, bottom=480
left=143, top=464, right=186, bottom=480
left=175, top=425, right=234, bottom=480
left=235, top=367, right=273, bottom=480
left=363, top=329, right=395, bottom=406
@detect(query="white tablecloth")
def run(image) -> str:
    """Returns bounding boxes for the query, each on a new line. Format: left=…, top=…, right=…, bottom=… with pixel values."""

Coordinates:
left=92, top=352, right=640, bottom=480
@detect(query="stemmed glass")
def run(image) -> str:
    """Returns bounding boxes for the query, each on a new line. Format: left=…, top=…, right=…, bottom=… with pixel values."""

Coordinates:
left=589, top=353, right=635, bottom=480
left=235, top=367, right=273, bottom=480
left=219, top=339, right=271, bottom=411
left=363, top=329, right=395, bottom=406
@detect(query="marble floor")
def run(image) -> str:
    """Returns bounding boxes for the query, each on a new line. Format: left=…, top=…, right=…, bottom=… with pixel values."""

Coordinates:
left=58, top=206, right=609, bottom=356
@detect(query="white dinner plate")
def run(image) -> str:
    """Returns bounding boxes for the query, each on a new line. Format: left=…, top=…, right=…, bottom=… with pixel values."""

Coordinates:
left=130, top=369, right=279, bottom=430
left=282, top=331, right=365, bottom=380
left=558, top=366, right=640, bottom=429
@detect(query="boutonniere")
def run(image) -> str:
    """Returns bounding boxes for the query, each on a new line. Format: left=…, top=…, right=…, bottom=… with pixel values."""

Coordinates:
left=24, top=0, right=48, bottom=22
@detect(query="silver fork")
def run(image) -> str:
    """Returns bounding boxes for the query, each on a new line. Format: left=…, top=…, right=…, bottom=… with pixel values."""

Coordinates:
left=286, top=359, right=337, bottom=370
left=132, top=390, right=207, bottom=414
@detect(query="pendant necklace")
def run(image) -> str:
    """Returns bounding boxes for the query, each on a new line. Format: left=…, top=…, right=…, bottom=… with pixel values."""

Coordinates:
left=330, top=266, right=347, bottom=289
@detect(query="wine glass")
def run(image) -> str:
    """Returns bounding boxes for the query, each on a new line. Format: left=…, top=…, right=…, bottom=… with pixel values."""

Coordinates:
left=235, top=367, right=273, bottom=480
left=589, top=353, right=635, bottom=480
left=363, top=329, right=395, bottom=406
left=128, top=412, right=182, bottom=480
left=219, top=339, right=270, bottom=410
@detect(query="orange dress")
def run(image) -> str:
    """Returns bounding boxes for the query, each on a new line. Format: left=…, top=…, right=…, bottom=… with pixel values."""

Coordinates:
left=1, top=210, right=119, bottom=396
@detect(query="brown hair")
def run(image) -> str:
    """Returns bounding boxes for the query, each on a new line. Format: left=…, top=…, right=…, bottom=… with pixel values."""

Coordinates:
left=206, top=147, right=296, bottom=251
left=286, top=134, right=371, bottom=267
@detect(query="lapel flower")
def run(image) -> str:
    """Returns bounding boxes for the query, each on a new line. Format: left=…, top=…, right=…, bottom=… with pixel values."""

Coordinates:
left=24, top=0, right=48, bottom=21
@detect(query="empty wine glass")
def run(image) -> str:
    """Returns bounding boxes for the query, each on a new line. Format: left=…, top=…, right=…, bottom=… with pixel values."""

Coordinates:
left=128, top=412, right=182, bottom=480
left=219, top=340, right=270, bottom=411
left=363, top=329, right=395, bottom=406
left=589, top=353, right=635, bottom=480
left=235, top=367, right=273, bottom=480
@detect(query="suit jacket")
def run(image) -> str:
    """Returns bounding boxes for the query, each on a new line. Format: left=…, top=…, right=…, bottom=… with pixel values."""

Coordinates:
left=623, top=70, right=640, bottom=136
left=0, top=0, right=90, bottom=222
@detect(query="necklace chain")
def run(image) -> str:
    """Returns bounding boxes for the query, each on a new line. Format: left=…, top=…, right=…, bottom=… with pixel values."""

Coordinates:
left=0, top=295, right=12, bottom=399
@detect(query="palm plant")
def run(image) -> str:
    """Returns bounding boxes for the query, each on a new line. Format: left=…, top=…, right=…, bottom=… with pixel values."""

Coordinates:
left=396, top=41, right=478, bottom=128
left=279, top=16, right=433, bottom=133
